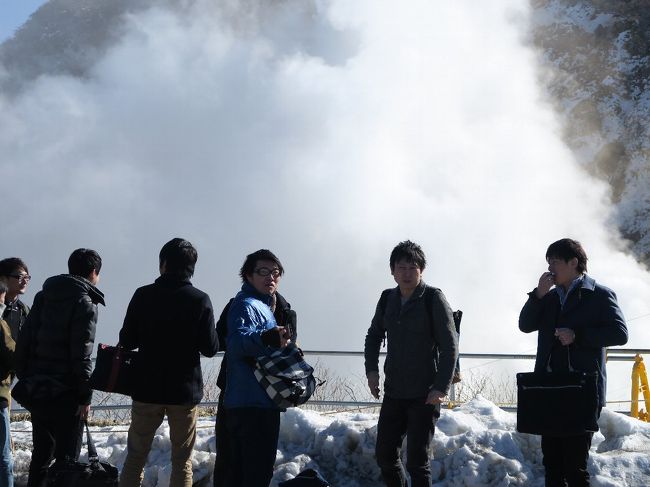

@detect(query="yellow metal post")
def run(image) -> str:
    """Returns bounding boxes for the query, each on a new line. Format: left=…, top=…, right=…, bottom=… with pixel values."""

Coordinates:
left=631, top=354, right=650, bottom=422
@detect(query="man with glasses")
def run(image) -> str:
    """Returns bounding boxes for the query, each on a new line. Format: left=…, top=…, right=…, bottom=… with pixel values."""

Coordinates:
left=221, top=249, right=292, bottom=487
left=364, top=240, right=458, bottom=487
left=0, top=257, right=31, bottom=342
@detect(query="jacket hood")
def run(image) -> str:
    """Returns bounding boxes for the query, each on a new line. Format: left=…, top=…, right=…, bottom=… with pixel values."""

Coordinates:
left=42, top=274, right=105, bottom=306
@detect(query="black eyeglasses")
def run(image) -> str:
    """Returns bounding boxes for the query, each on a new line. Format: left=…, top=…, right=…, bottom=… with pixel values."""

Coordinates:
left=9, top=274, right=31, bottom=282
left=253, top=267, right=281, bottom=278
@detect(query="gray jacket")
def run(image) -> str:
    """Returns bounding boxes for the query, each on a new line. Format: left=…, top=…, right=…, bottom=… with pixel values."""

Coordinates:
left=364, top=281, right=458, bottom=398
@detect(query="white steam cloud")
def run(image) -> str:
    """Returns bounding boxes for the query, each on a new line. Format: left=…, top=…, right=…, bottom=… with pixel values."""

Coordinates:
left=2, top=0, right=649, bottom=399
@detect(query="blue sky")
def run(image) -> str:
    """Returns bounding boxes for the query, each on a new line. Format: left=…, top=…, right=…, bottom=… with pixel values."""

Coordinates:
left=0, top=0, right=45, bottom=42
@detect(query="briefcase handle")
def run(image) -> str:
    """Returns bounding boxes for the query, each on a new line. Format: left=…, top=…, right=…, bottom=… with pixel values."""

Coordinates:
left=545, top=343, right=575, bottom=373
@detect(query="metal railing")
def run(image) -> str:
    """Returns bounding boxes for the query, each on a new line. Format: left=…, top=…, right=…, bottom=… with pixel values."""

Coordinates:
left=11, top=348, right=649, bottom=416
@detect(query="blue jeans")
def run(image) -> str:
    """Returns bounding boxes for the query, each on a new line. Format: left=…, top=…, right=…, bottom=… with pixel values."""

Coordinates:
left=0, top=406, right=13, bottom=487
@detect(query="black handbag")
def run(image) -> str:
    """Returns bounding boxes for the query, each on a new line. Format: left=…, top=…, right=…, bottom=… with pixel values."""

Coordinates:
left=279, top=468, right=330, bottom=487
left=516, top=347, right=599, bottom=436
left=11, top=375, right=71, bottom=413
left=89, top=344, right=138, bottom=397
left=47, top=422, right=119, bottom=486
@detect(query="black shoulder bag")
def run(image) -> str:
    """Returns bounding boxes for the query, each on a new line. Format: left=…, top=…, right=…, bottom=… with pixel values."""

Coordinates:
left=516, top=345, right=599, bottom=436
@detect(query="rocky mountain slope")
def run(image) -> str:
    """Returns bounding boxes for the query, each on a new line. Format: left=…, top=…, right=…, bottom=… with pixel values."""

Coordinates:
left=529, top=0, right=650, bottom=264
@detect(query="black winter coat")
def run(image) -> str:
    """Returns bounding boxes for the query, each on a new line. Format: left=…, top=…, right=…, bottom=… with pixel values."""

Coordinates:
left=519, top=275, right=628, bottom=407
left=15, top=274, right=104, bottom=405
left=119, top=274, right=219, bottom=405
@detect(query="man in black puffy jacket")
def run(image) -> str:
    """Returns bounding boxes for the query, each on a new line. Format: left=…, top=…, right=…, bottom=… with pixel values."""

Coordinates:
left=119, top=238, right=219, bottom=487
left=14, top=248, right=104, bottom=487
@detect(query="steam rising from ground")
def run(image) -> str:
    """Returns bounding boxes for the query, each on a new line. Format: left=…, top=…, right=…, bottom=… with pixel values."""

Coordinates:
left=1, top=0, right=649, bottom=398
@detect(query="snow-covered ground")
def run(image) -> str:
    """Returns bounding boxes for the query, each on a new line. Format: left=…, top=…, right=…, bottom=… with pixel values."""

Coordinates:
left=11, top=397, right=650, bottom=486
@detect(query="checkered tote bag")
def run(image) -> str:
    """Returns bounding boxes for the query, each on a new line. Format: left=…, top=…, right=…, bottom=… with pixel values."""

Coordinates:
left=254, top=343, right=317, bottom=408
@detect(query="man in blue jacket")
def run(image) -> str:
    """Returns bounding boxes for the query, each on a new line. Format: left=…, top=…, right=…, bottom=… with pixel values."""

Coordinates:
left=519, top=238, right=628, bottom=487
left=223, top=249, right=291, bottom=487
left=119, top=238, right=219, bottom=487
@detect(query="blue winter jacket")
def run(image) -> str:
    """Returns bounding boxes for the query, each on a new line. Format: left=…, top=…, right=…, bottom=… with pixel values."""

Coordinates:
left=519, top=274, right=628, bottom=407
left=224, top=282, right=281, bottom=409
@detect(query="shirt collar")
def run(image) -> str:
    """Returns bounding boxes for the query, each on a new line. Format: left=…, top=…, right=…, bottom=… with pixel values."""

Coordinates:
left=555, top=275, right=584, bottom=307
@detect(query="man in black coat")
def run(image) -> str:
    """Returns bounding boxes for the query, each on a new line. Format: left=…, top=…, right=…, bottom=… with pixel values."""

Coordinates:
left=14, top=249, right=104, bottom=487
left=519, top=238, right=628, bottom=487
left=119, top=238, right=219, bottom=487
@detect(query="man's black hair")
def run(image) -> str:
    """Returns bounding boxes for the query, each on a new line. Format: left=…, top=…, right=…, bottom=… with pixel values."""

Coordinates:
left=239, top=249, right=284, bottom=283
left=68, top=249, right=102, bottom=278
left=546, top=238, right=588, bottom=274
left=389, top=240, right=426, bottom=271
left=0, top=280, right=7, bottom=295
left=159, top=238, right=197, bottom=278
left=0, top=257, right=29, bottom=277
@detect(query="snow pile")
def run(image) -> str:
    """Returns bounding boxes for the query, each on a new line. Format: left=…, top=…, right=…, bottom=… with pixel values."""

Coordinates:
left=11, top=397, right=650, bottom=486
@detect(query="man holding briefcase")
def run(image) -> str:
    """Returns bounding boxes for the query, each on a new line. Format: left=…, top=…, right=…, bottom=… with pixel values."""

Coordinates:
left=519, top=238, right=628, bottom=486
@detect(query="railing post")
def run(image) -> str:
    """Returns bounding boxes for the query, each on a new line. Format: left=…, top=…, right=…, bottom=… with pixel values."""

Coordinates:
left=631, top=354, right=640, bottom=419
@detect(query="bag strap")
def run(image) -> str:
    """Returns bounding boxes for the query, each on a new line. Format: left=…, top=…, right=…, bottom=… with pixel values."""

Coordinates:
left=85, top=420, right=99, bottom=463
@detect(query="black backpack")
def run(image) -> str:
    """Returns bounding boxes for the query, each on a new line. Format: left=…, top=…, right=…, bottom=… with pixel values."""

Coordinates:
left=378, top=287, right=462, bottom=383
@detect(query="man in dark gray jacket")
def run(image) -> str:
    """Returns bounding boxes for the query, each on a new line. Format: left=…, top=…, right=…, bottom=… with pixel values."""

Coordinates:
left=15, top=249, right=104, bottom=487
left=364, top=240, right=458, bottom=487
left=519, top=238, right=627, bottom=486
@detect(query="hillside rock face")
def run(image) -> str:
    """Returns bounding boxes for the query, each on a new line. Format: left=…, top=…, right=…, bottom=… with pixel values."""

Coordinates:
left=529, top=0, right=650, bottom=264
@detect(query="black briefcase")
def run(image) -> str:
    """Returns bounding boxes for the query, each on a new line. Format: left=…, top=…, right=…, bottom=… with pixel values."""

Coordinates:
left=89, top=344, right=138, bottom=397
left=516, top=370, right=599, bottom=436
left=47, top=422, right=119, bottom=486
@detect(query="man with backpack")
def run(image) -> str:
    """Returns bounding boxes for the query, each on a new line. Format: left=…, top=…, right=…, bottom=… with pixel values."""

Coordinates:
left=213, top=289, right=296, bottom=487
left=364, top=240, right=458, bottom=487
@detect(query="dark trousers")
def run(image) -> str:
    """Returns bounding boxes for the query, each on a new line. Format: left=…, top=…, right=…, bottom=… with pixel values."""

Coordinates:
left=375, top=396, right=440, bottom=487
left=213, top=392, right=229, bottom=487
left=225, top=407, right=281, bottom=487
left=27, top=394, right=84, bottom=487
left=541, top=433, right=593, bottom=487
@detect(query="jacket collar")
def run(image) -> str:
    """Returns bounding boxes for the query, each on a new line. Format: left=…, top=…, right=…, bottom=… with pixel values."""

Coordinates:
left=580, top=274, right=596, bottom=291
left=393, top=280, right=427, bottom=302
left=241, top=281, right=273, bottom=306
left=155, top=274, right=192, bottom=286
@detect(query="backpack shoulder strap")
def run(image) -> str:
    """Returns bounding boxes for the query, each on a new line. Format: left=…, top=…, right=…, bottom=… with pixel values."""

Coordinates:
left=423, top=286, right=462, bottom=337
left=378, top=289, right=392, bottom=320
left=216, top=298, right=234, bottom=352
